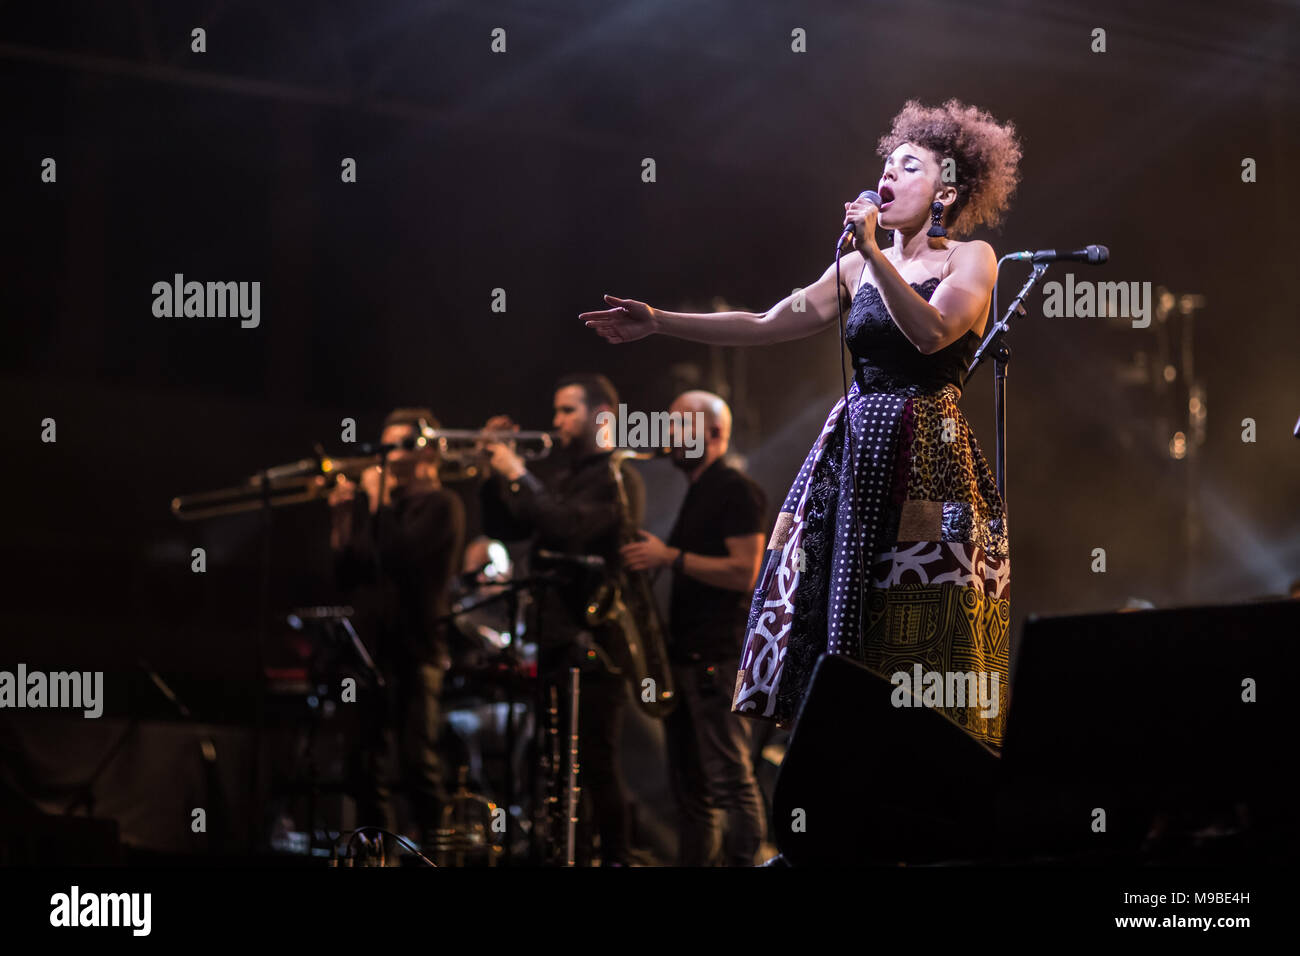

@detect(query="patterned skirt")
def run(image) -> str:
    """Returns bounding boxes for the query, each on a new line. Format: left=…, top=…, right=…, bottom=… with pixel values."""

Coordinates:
left=730, top=380, right=1011, bottom=748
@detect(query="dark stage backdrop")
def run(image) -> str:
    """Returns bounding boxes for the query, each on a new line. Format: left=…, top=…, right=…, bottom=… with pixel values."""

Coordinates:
left=2, top=0, right=1297, bottom=848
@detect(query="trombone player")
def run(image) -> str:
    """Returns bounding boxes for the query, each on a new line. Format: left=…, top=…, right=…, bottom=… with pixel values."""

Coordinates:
left=328, top=407, right=466, bottom=856
left=479, top=373, right=644, bottom=866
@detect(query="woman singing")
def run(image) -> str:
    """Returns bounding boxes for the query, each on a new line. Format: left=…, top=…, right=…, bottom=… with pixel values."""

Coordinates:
left=581, top=99, right=1021, bottom=748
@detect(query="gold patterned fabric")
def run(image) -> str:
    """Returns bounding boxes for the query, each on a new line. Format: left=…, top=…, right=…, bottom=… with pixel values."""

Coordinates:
left=732, top=381, right=1010, bottom=748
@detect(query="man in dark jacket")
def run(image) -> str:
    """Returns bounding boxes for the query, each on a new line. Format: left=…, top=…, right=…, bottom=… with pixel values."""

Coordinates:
left=479, top=373, right=643, bottom=865
left=330, top=407, right=465, bottom=853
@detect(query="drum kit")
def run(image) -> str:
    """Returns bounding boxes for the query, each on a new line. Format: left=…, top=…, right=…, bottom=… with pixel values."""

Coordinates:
left=172, top=424, right=592, bottom=865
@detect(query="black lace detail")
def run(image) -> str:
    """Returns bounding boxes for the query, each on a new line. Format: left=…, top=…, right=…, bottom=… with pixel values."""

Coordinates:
left=846, top=276, right=977, bottom=396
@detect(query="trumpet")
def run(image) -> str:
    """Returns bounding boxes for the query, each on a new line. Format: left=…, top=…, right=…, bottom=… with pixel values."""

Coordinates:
left=170, top=425, right=556, bottom=521
left=422, top=426, right=555, bottom=476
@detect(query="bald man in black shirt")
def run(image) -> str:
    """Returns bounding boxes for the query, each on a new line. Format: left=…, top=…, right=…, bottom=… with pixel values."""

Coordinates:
left=620, top=391, right=767, bottom=866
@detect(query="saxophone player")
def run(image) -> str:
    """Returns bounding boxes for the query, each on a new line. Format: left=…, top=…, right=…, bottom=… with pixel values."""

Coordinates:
left=479, top=373, right=645, bottom=866
left=619, top=391, right=767, bottom=866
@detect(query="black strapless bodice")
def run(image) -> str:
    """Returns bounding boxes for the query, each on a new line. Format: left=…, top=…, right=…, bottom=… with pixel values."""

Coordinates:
left=846, top=276, right=981, bottom=395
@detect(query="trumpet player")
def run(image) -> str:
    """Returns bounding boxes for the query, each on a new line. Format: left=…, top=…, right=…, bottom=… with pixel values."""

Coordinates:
left=479, top=373, right=644, bottom=866
left=328, top=406, right=466, bottom=855
left=619, top=391, right=767, bottom=866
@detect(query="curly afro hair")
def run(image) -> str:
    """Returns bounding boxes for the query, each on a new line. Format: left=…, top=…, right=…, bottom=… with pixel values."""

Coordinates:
left=876, top=99, right=1023, bottom=238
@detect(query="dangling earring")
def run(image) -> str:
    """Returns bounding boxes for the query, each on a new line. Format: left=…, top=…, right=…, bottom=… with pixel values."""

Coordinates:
left=927, top=201, right=947, bottom=238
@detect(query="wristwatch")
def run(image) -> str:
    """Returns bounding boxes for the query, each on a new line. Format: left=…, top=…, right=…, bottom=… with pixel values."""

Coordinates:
left=672, top=549, right=686, bottom=573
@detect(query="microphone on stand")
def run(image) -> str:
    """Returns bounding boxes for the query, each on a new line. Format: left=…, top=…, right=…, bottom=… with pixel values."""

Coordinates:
left=612, top=447, right=671, bottom=462
left=1005, top=244, right=1109, bottom=264
left=838, top=190, right=883, bottom=255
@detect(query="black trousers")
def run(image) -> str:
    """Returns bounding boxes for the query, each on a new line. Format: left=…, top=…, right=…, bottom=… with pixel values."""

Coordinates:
left=352, top=660, right=447, bottom=846
left=665, top=658, right=766, bottom=866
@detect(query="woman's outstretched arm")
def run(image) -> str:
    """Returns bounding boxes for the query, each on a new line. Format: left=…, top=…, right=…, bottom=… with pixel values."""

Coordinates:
left=580, top=255, right=855, bottom=347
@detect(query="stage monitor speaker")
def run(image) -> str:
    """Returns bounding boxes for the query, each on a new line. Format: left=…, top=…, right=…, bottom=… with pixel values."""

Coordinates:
left=996, top=599, right=1300, bottom=859
left=0, top=797, right=123, bottom=865
left=771, top=654, right=1000, bottom=866
left=770, top=599, right=1299, bottom=865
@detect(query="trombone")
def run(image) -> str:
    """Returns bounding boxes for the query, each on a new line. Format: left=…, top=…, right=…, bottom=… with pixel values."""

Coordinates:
left=170, top=425, right=555, bottom=521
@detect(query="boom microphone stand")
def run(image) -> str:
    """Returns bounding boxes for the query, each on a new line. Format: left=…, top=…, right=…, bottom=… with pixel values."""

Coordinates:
left=967, top=259, right=1052, bottom=506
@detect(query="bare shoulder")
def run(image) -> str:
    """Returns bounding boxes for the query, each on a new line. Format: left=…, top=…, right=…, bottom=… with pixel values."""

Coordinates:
left=942, top=239, right=996, bottom=277
left=823, top=249, right=871, bottom=299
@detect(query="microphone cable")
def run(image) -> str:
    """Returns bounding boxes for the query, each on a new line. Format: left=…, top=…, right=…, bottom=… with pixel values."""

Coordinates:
left=833, top=233, right=870, bottom=658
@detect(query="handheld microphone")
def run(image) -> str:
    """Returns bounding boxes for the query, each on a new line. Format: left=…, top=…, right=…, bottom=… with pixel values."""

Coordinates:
left=1006, top=244, right=1109, bottom=264
left=838, top=190, right=882, bottom=254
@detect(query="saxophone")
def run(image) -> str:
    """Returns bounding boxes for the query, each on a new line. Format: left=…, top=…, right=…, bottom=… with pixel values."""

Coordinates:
left=584, top=451, right=677, bottom=719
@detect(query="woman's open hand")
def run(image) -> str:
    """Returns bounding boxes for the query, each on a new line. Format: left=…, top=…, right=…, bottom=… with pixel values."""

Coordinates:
left=580, top=294, right=656, bottom=344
